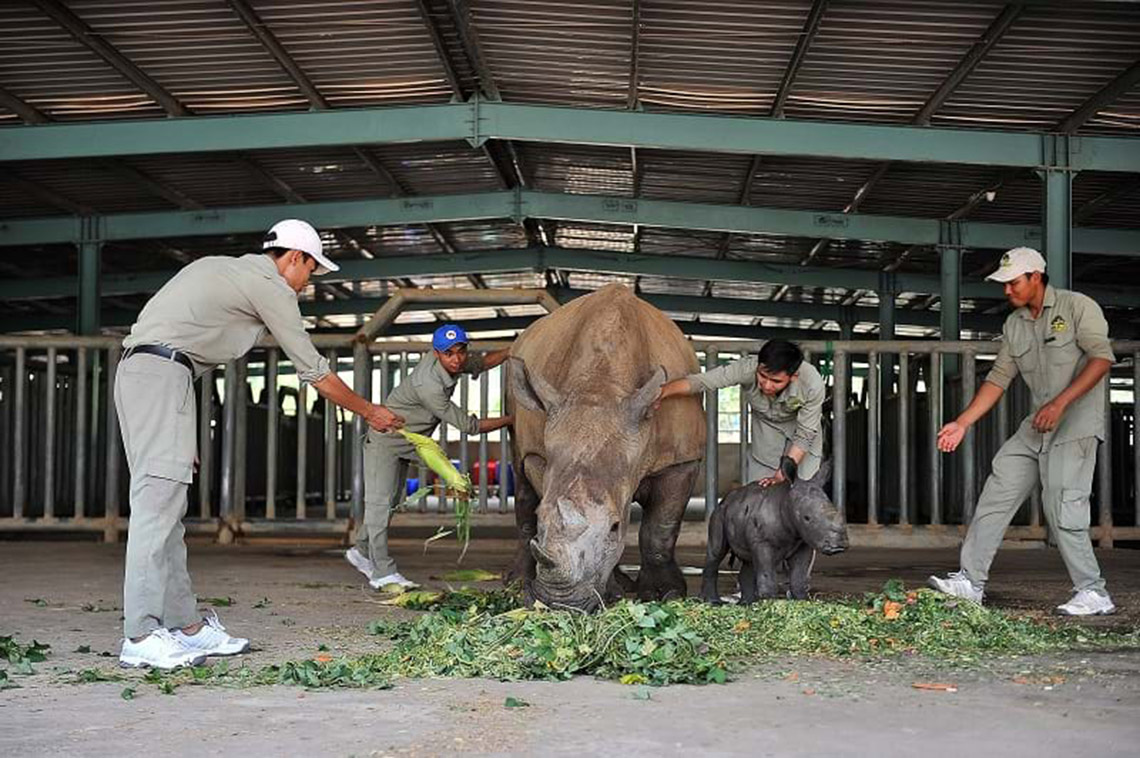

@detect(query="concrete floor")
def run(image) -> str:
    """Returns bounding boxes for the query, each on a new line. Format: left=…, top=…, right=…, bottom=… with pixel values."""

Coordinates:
left=2, top=537, right=1139, bottom=757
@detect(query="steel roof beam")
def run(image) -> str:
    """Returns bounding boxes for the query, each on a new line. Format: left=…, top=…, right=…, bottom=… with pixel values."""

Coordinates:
left=1075, top=176, right=1140, bottom=224
left=0, top=86, right=49, bottom=124
left=913, top=5, right=1023, bottom=126
left=772, top=0, right=829, bottom=119
left=226, top=0, right=329, bottom=110
left=806, top=6, right=1022, bottom=267
left=4, top=246, right=1136, bottom=308
left=4, top=102, right=1140, bottom=172
left=29, top=0, right=189, bottom=117
left=4, top=189, right=1140, bottom=257
left=0, top=168, right=93, bottom=215
left=1058, top=59, right=1140, bottom=134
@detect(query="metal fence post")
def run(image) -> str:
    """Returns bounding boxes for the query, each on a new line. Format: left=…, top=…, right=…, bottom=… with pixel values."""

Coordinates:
left=738, top=370, right=749, bottom=486
left=961, top=351, right=977, bottom=524
left=1097, top=375, right=1113, bottom=548
left=866, top=351, right=879, bottom=525
left=928, top=352, right=942, bottom=525
left=351, top=342, right=369, bottom=529
left=1135, top=351, right=1140, bottom=528
left=199, top=367, right=214, bottom=520
left=266, top=352, right=279, bottom=520
left=479, top=372, right=489, bottom=512
left=324, top=349, right=337, bottom=521
left=704, top=348, right=719, bottom=518
left=44, top=348, right=57, bottom=520
left=500, top=363, right=510, bottom=512
left=13, top=347, right=26, bottom=519
left=219, top=361, right=237, bottom=527
left=103, top=346, right=121, bottom=542
left=234, top=357, right=249, bottom=524
left=832, top=350, right=849, bottom=517
left=75, top=347, right=88, bottom=519
left=898, top=353, right=910, bottom=525
left=296, top=379, right=308, bottom=520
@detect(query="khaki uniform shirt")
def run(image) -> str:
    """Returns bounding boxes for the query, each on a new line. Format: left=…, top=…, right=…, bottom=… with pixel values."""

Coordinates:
left=372, top=352, right=487, bottom=450
left=123, top=254, right=330, bottom=382
left=985, top=286, right=1114, bottom=447
left=687, top=355, right=826, bottom=476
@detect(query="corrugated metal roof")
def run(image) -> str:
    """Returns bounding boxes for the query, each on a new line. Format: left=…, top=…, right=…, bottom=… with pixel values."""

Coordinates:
left=1, top=0, right=1138, bottom=338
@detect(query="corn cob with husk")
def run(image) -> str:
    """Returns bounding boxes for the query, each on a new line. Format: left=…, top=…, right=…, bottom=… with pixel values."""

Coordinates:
left=398, top=429, right=473, bottom=561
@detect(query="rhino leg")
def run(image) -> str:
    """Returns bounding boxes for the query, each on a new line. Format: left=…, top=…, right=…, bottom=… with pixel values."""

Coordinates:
left=634, top=460, right=699, bottom=601
left=699, top=504, right=728, bottom=604
left=505, top=457, right=540, bottom=599
left=748, top=542, right=781, bottom=599
left=787, top=543, right=817, bottom=600
left=738, top=561, right=758, bottom=604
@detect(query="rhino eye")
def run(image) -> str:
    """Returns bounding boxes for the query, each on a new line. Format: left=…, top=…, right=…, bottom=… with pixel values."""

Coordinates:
left=610, top=522, right=620, bottom=534
left=803, top=515, right=812, bottom=522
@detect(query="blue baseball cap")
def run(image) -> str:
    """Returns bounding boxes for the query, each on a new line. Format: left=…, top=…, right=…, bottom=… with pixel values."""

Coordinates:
left=432, top=324, right=468, bottom=352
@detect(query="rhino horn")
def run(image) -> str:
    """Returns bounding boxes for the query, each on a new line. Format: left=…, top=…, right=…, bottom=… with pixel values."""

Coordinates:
left=510, top=356, right=564, bottom=413
left=626, top=364, right=667, bottom=423
left=530, top=538, right=557, bottom=568
left=556, top=497, right=586, bottom=528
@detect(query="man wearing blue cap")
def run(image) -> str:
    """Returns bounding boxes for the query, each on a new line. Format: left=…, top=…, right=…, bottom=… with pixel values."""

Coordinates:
left=346, top=325, right=513, bottom=588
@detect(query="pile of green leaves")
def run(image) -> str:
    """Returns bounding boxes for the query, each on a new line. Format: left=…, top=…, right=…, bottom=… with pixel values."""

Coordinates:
left=1, top=635, right=50, bottom=683
left=69, top=580, right=1140, bottom=695
left=374, top=598, right=726, bottom=685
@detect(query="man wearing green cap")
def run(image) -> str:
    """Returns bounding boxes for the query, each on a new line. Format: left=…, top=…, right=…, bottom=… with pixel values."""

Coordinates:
left=346, top=324, right=513, bottom=589
left=116, top=219, right=405, bottom=669
left=930, top=246, right=1116, bottom=616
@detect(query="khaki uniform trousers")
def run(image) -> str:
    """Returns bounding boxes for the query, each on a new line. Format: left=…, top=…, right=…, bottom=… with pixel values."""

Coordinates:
left=961, top=431, right=1105, bottom=594
left=354, top=432, right=415, bottom=577
left=114, top=354, right=199, bottom=638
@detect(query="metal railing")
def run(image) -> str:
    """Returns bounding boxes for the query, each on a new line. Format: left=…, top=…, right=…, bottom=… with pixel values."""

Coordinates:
left=1, top=334, right=1137, bottom=547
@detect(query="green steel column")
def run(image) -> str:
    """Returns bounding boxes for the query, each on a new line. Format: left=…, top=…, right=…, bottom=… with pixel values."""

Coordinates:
left=1043, top=169, right=1073, bottom=289
left=878, top=272, right=897, bottom=394
left=941, top=247, right=961, bottom=375
left=77, top=240, right=102, bottom=335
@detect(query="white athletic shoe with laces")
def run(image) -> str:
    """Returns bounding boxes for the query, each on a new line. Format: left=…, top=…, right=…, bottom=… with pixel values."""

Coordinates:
left=1056, top=589, right=1116, bottom=616
left=119, top=628, right=207, bottom=670
left=345, top=546, right=376, bottom=580
left=173, top=611, right=250, bottom=656
left=928, top=570, right=984, bottom=604
left=369, top=572, right=420, bottom=591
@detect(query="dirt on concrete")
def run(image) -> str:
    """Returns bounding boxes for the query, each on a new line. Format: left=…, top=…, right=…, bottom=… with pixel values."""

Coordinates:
left=2, top=538, right=1139, bottom=757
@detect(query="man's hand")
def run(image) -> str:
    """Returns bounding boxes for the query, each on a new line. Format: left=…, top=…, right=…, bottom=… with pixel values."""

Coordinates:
left=1032, top=398, right=1068, bottom=433
left=937, top=421, right=966, bottom=453
left=365, top=403, right=404, bottom=432
left=758, top=470, right=786, bottom=488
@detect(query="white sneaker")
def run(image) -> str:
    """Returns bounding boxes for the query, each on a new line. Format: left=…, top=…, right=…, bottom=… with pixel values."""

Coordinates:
left=369, top=572, right=420, bottom=591
left=119, top=628, right=207, bottom=670
left=345, top=546, right=376, bottom=580
left=1057, top=589, right=1116, bottom=616
left=173, top=611, right=250, bottom=656
left=928, top=570, right=984, bottom=604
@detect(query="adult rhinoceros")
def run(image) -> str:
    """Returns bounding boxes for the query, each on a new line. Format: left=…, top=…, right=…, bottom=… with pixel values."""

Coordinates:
left=507, top=283, right=706, bottom=610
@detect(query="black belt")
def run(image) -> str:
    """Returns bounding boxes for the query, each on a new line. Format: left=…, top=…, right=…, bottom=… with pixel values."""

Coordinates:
left=123, top=344, right=194, bottom=372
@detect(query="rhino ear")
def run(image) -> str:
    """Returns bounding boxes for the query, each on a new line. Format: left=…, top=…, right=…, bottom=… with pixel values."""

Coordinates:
left=509, top=356, right=563, bottom=414
left=808, top=459, right=833, bottom=489
left=626, top=365, right=667, bottom=423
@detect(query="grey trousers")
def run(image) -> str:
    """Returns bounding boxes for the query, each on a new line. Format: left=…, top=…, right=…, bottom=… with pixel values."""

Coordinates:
left=961, top=432, right=1105, bottom=594
left=115, top=354, right=199, bottom=638
left=354, top=434, right=412, bottom=578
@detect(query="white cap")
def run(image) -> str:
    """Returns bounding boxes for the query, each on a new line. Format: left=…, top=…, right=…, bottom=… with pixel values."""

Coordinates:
left=985, top=246, right=1046, bottom=283
left=262, top=219, right=339, bottom=275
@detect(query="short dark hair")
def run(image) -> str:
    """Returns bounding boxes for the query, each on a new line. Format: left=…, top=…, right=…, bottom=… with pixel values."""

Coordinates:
left=756, top=339, right=803, bottom=375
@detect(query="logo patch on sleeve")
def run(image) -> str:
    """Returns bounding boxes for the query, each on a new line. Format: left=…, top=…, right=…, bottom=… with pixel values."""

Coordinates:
left=1049, top=315, right=1068, bottom=333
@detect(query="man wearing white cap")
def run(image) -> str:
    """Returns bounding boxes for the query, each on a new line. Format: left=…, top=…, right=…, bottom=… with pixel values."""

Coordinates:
left=115, top=219, right=405, bottom=669
left=930, top=246, right=1116, bottom=615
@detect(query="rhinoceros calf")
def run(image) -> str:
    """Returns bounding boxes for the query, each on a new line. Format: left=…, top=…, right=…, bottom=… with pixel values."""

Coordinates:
left=700, top=462, right=848, bottom=603
left=508, top=284, right=706, bottom=611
